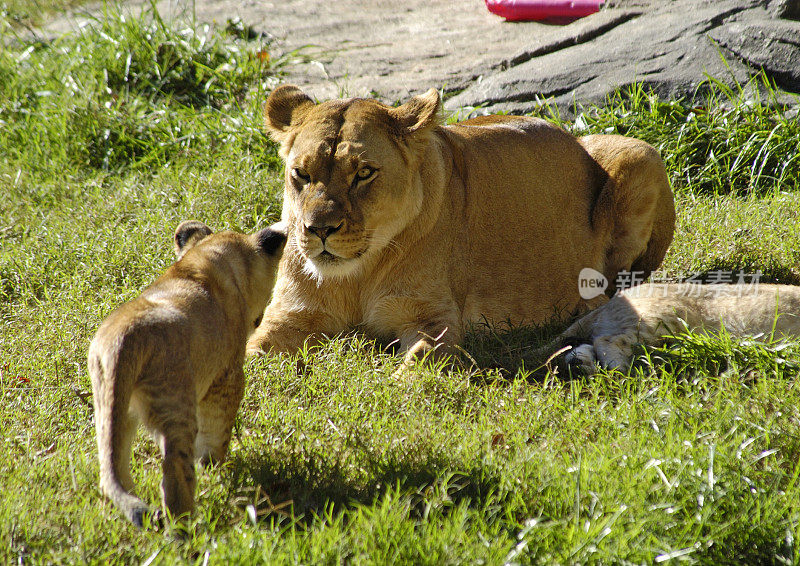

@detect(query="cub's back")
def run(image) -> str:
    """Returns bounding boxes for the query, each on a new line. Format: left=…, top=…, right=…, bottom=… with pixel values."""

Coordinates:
left=617, top=283, right=800, bottom=337
left=88, top=282, right=218, bottom=383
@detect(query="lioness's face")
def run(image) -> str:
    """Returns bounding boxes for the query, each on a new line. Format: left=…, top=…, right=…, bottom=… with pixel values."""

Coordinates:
left=264, top=86, right=441, bottom=280
left=286, top=109, right=421, bottom=278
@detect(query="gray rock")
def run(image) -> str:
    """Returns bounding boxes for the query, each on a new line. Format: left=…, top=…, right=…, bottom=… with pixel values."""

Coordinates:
left=711, top=18, right=800, bottom=91
left=37, top=0, right=800, bottom=115
left=37, top=0, right=560, bottom=105
left=445, top=0, right=800, bottom=116
left=768, top=0, right=800, bottom=19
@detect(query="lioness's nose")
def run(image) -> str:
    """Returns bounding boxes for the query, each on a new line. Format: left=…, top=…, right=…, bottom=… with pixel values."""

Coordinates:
left=306, top=221, right=343, bottom=242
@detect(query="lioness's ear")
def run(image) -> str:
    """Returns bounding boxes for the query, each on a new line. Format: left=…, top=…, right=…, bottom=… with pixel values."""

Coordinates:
left=389, top=88, right=442, bottom=135
left=174, top=220, right=213, bottom=259
left=255, top=222, right=288, bottom=257
left=264, top=85, right=315, bottom=142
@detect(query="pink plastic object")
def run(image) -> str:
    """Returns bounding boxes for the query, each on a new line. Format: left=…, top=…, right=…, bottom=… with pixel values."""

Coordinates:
left=485, top=0, right=604, bottom=22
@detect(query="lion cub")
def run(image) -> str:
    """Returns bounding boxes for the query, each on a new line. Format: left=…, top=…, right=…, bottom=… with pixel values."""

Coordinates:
left=88, top=220, right=286, bottom=527
left=539, top=283, right=800, bottom=375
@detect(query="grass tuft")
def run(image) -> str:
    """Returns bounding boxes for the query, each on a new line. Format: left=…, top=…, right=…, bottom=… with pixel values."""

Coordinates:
left=0, top=2, right=283, bottom=175
left=548, top=74, right=800, bottom=197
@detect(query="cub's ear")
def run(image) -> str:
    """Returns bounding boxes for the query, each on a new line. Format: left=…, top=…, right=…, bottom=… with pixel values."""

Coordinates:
left=174, top=220, right=213, bottom=259
left=255, top=222, right=288, bottom=257
left=389, top=88, right=442, bottom=135
left=264, top=85, right=315, bottom=143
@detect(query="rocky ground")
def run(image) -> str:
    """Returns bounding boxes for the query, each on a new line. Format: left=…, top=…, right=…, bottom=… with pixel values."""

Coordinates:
left=39, top=0, right=800, bottom=114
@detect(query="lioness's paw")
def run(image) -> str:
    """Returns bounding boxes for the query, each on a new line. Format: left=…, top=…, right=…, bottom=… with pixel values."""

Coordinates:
left=390, top=361, right=418, bottom=381
left=245, top=342, right=267, bottom=357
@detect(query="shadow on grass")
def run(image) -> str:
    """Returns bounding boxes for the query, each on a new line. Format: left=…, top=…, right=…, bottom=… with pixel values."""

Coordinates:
left=699, top=534, right=796, bottom=566
left=225, top=439, right=509, bottom=528
left=695, top=263, right=800, bottom=287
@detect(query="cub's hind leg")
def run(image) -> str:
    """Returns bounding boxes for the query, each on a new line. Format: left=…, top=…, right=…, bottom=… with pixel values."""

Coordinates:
left=143, top=388, right=199, bottom=520
left=591, top=318, right=665, bottom=372
left=562, top=332, right=637, bottom=376
left=195, top=366, right=245, bottom=466
left=592, top=333, right=638, bottom=372
left=564, top=344, right=599, bottom=376
left=160, top=411, right=198, bottom=519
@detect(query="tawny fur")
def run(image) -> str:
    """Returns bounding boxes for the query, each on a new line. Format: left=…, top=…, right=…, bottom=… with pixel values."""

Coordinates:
left=88, top=221, right=285, bottom=526
left=534, top=283, right=800, bottom=375
left=247, top=85, right=675, bottom=373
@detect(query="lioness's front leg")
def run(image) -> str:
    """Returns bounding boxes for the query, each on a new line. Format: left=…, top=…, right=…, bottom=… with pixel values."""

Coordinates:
left=385, top=300, right=462, bottom=378
left=400, top=323, right=461, bottom=367
left=246, top=305, right=344, bottom=356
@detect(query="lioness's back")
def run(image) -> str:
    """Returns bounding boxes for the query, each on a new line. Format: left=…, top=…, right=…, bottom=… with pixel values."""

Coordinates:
left=442, top=115, right=604, bottom=235
left=436, top=116, right=609, bottom=324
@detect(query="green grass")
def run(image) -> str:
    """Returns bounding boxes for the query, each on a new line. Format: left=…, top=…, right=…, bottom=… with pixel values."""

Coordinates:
left=2, top=4, right=800, bottom=564
left=569, top=77, right=800, bottom=197
left=1, top=0, right=86, bottom=28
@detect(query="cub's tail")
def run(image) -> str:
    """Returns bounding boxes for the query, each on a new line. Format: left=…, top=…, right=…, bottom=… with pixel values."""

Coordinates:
left=88, top=339, right=153, bottom=528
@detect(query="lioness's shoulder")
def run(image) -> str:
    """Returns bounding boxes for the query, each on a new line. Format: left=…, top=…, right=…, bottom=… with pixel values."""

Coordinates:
left=445, top=114, right=577, bottom=148
left=452, top=114, right=547, bottom=129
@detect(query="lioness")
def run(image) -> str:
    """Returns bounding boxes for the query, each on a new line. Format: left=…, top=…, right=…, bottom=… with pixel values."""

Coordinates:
left=88, top=221, right=286, bottom=526
left=536, top=283, right=800, bottom=375
left=247, top=85, right=675, bottom=371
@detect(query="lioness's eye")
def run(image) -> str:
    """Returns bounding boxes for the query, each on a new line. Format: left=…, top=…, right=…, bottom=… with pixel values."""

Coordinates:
left=356, top=167, right=375, bottom=180
left=291, top=167, right=310, bottom=182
